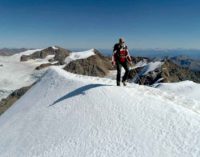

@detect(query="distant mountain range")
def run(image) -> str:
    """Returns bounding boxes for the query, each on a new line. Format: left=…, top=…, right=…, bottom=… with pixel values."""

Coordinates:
left=18, top=47, right=200, bottom=85
left=1, top=46, right=200, bottom=115
left=100, top=48, right=200, bottom=72
left=2, top=47, right=200, bottom=59
left=1, top=46, right=200, bottom=156
left=0, top=48, right=28, bottom=56
left=1, top=66, right=200, bottom=157
left=99, top=48, right=200, bottom=59
left=170, top=55, right=200, bottom=72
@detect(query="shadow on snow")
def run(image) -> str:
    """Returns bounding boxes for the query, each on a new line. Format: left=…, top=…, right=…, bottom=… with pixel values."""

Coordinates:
left=50, top=84, right=112, bottom=106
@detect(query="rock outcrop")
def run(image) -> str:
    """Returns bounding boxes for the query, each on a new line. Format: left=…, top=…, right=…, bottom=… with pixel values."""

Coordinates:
left=129, top=59, right=200, bottom=85
left=64, top=49, right=114, bottom=77
left=0, top=85, right=33, bottom=115
left=35, top=63, right=60, bottom=70
left=161, top=60, right=200, bottom=83
left=20, top=46, right=71, bottom=65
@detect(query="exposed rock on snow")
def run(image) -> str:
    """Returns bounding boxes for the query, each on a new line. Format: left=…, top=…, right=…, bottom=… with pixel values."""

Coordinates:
left=129, top=59, right=200, bottom=85
left=35, top=63, right=58, bottom=70
left=161, top=60, right=200, bottom=83
left=64, top=48, right=96, bottom=64
left=64, top=49, right=114, bottom=77
left=20, top=47, right=71, bottom=65
left=52, top=46, right=58, bottom=50
left=0, top=84, right=33, bottom=115
left=0, top=49, right=46, bottom=100
left=0, top=47, right=110, bottom=101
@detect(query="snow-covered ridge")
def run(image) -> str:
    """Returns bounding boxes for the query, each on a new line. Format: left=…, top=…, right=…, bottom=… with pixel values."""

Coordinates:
left=140, top=61, right=164, bottom=75
left=1, top=67, right=200, bottom=157
left=52, top=46, right=58, bottom=50
left=13, top=49, right=43, bottom=59
left=0, top=47, right=97, bottom=100
left=129, top=61, right=164, bottom=84
left=130, top=61, right=163, bottom=77
left=155, top=80, right=200, bottom=101
left=65, top=48, right=96, bottom=64
left=133, top=59, right=148, bottom=69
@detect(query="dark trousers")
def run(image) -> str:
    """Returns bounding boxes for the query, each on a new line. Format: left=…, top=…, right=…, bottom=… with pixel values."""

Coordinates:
left=116, top=61, right=129, bottom=85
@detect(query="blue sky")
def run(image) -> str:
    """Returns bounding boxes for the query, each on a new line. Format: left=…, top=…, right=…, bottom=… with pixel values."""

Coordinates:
left=0, top=0, right=200, bottom=49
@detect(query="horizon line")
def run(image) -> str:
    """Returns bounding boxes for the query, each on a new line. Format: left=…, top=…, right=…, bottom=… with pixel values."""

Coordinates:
left=2, top=46, right=200, bottom=51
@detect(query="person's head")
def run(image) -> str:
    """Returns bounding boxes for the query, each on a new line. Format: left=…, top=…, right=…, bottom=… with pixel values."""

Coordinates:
left=119, top=38, right=125, bottom=45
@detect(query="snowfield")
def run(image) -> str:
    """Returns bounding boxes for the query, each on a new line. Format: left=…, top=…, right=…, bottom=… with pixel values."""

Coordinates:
left=140, top=61, right=164, bottom=75
left=130, top=60, right=163, bottom=75
left=0, top=48, right=95, bottom=100
left=0, top=49, right=45, bottom=100
left=65, top=49, right=95, bottom=64
left=155, top=81, right=200, bottom=101
left=132, top=59, right=148, bottom=69
left=129, top=61, right=164, bottom=83
left=0, top=67, right=200, bottom=157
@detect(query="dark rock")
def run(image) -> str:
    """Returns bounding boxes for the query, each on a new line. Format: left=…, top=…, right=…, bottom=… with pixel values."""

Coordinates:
left=35, top=63, right=59, bottom=70
left=131, top=56, right=150, bottom=64
left=0, top=85, right=33, bottom=116
left=54, top=47, right=71, bottom=65
left=35, top=63, right=52, bottom=70
left=64, top=49, right=114, bottom=77
left=48, top=58, right=55, bottom=62
left=20, top=55, right=31, bottom=61
left=161, top=60, right=200, bottom=83
left=20, top=46, right=71, bottom=64
left=128, top=59, right=200, bottom=85
left=10, top=86, right=32, bottom=98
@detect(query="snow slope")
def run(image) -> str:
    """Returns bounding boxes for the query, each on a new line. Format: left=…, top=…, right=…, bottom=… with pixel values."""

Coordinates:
left=140, top=61, right=164, bottom=75
left=128, top=61, right=164, bottom=83
left=65, top=49, right=95, bottom=64
left=0, top=48, right=97, bottom=100
left=52, top=46, right=58, bottom=50
left=155, top=81, right=200, bottom=101
left=1, top=67, right=200, bottom=157
left=132, top=59, right=148, bottom=69
left=0, top=49, right=45, bottom=100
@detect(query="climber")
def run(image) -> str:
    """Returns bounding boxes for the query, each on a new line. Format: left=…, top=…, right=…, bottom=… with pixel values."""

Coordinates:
left=112, top=38, right=132, bottom=86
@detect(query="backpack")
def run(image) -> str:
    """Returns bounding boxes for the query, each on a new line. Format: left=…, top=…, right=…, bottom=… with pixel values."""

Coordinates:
left=114, top=43, right=128, bottom=62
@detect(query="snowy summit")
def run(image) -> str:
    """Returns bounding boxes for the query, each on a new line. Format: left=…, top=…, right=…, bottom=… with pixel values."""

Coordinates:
left=0, top=67, right=200, bottom=157
left=65, top=49, right=96, bottom=64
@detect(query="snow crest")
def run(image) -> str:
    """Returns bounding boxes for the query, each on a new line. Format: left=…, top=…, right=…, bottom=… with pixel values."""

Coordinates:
left=141, top=61, right=164, bottom=75
left=65, top=49, right=95, bottom=64
left=0, top=67, right=200, bottom=157
left=155, top=81, right=200, bottom=101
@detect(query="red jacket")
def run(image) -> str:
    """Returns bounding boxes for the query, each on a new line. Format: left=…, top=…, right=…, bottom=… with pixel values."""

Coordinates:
left=112, top=43, right=131, bottom=63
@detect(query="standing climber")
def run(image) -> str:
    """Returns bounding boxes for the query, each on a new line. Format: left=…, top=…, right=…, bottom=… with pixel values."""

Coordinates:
left=112, top=38, right=132, bottom=86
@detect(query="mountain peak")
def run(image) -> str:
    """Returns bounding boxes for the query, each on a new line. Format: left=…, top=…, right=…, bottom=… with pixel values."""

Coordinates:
left=1, top=67, right=200, bottom=156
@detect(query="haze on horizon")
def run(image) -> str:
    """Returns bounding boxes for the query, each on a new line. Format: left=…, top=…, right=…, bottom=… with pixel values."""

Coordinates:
left=0, top=0, right=200, bottom=49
